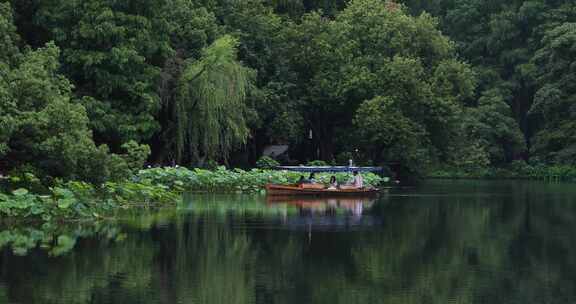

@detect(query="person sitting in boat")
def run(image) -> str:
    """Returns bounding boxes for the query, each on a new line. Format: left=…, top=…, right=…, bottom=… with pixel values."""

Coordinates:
left=297, top=175, right=307, bottom=184
left=327, top=175, right=338, bottom=190
left=308, top=172, right=317, bottom=183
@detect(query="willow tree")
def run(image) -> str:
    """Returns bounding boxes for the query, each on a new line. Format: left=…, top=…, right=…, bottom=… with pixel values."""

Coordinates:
left=175, top=35, right=252, bottom=165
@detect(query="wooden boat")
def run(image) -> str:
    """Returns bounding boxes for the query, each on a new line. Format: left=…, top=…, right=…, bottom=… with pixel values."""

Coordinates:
left=265, top=184, right=379, bottom=196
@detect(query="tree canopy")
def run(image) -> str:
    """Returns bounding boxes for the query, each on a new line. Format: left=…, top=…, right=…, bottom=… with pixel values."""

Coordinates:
left=2, top=0, right=576, bottom=180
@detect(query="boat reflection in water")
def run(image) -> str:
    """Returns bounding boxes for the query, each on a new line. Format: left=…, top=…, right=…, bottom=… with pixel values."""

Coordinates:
left=266, top=196, right=380, bottom=231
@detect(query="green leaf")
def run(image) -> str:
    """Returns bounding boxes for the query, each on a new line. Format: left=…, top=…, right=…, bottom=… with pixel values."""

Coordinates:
left=50, top=235, right=76, bottom=256
left=57, top=198, right=75, bottom=209
left=12, top=188, right=29, bottom=196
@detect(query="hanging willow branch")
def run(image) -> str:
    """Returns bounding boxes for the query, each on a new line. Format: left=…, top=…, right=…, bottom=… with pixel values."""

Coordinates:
left=174, top=35, right=252, bottom=164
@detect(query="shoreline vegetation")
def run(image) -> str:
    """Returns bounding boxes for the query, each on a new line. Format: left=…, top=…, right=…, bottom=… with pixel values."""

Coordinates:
left=0, top=167, right=384, bottom=223
left=3, top=162, right=576, bottom=224
left=428, top=162, right=576, bottom=182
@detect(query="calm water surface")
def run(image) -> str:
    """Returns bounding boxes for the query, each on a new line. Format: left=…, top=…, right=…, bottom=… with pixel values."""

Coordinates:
left=2, top=180, right=576, bottom=304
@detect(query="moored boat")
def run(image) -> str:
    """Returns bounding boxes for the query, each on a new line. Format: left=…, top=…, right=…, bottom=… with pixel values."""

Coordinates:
left=265, top=184, right=379, bottom=196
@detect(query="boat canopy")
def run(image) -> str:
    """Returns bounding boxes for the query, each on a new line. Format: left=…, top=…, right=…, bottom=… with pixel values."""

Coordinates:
left=275, top=166, right=383, bottom=173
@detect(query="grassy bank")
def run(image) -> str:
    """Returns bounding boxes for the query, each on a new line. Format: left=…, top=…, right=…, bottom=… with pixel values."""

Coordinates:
left=0, top=167, right=384, bottom=222
left=428, top=163, right=576, bottom=182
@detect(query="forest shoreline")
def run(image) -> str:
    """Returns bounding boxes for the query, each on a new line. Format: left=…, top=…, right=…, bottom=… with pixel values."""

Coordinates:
left=427, top=165, right=576, bottom=182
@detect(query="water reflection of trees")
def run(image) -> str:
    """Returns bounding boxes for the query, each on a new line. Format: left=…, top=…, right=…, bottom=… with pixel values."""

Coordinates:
left=344, top=182, right=576, bottom=304
left=2, top=182, right=576, bottom=303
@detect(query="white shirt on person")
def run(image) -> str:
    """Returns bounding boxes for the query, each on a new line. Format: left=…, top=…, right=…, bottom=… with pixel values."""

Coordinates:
left=353, top=174, right=363, bottom=188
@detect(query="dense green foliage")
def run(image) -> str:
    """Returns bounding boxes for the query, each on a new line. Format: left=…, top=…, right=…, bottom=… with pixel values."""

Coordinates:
left=255, top=156, right=279, bottom=169
left=174, top=35, right=252, bottom=164
left=401, top=0, right=576, bottom=168
left=137, top=166, right=383, bottom=192
left=429, top=162, right=576, bottom=181
left=2, top=0, right=576, bottom=181
left=0, top=179, right=178, bottom=222
left=0, top=2, right=151, bottom=183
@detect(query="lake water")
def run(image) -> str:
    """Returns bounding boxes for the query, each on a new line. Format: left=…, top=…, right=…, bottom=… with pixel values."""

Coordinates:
left=2, top=180, right=576, bottom=304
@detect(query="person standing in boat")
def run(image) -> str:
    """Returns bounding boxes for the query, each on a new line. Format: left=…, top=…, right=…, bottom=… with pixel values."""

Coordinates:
left=352, top=171, right=363, bottom=188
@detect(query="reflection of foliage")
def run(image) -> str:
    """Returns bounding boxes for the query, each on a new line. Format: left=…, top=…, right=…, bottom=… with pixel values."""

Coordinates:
left=0, top=222, right=125, bottom=256
left=3, top=184, right=576, bottom=303
left=0, top=286, right=7, bottom=304
left=325, top=181, right=576, bottom=303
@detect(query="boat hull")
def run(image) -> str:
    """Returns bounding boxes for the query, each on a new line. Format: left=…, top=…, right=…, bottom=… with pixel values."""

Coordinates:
left=265, top=184, right=379, bottom=196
